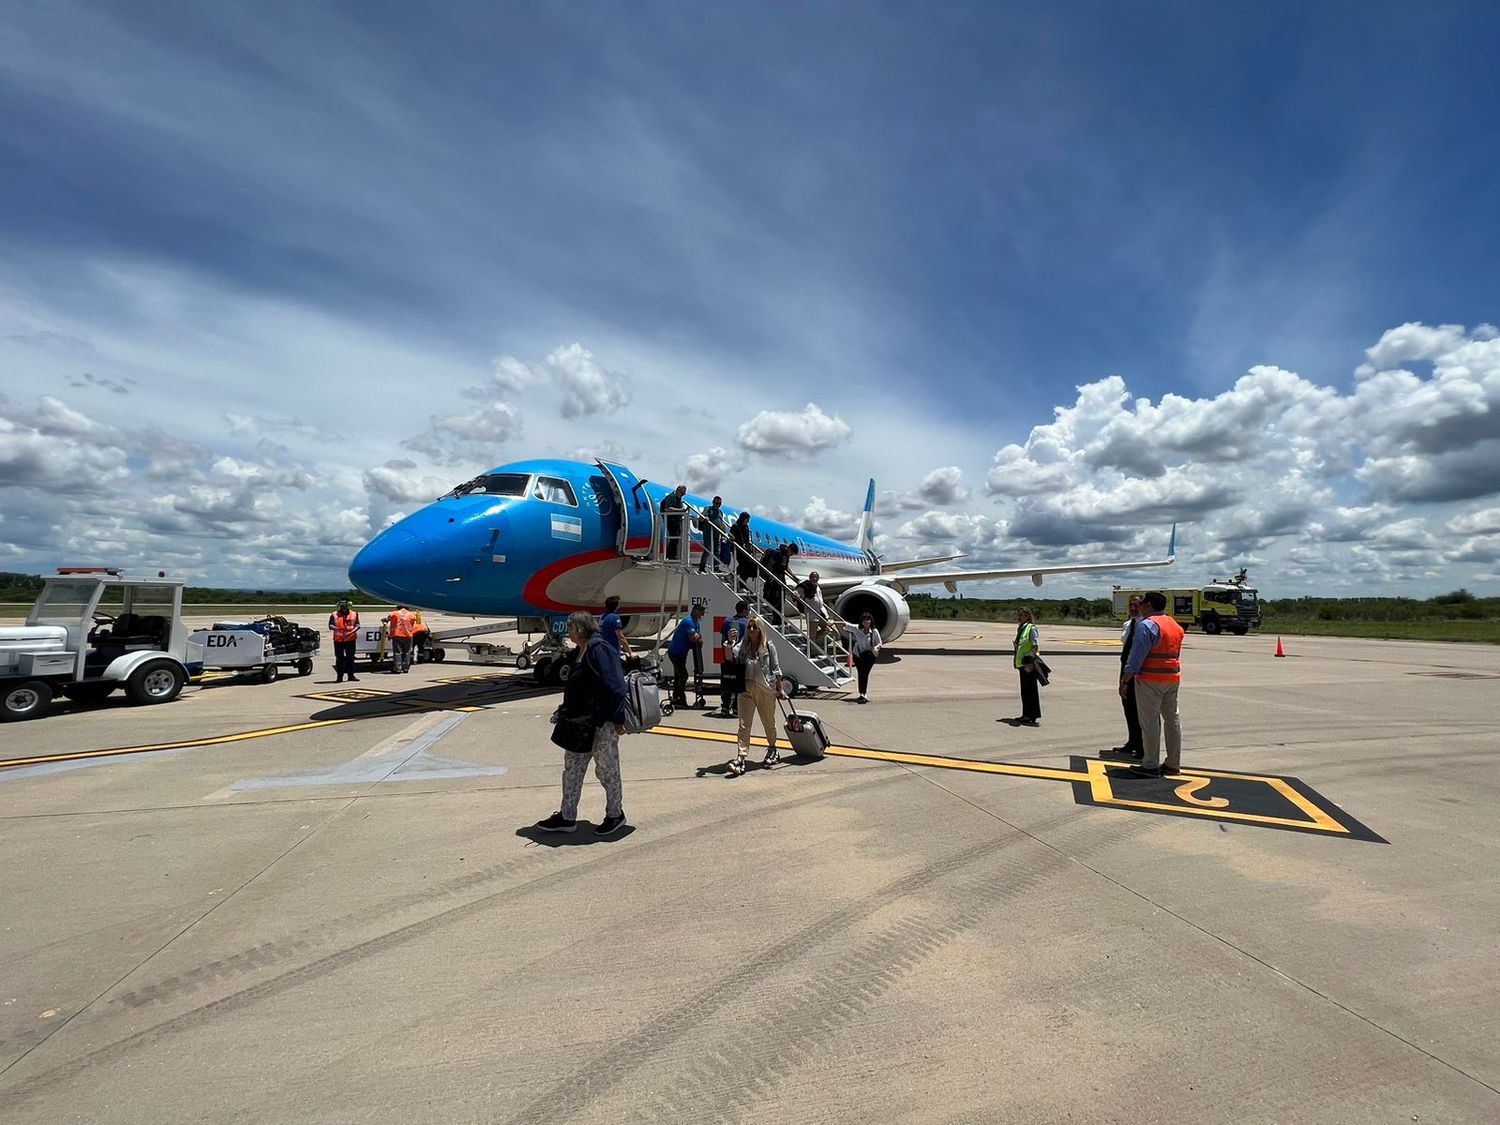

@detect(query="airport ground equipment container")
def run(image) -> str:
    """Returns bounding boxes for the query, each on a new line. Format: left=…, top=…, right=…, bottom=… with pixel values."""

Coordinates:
left=354, top=616, right=448, bottom=669
left=190, top=616, right=320, bottom=683
left=1, top=569, right=201, bottom=721
left=1111, top=568, right=1261, bottom=636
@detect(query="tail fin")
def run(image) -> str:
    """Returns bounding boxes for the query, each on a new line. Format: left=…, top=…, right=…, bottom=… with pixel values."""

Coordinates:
left=1168, top=522, right=1177, bottom=559
left=854, top=479, right=876, bottom=553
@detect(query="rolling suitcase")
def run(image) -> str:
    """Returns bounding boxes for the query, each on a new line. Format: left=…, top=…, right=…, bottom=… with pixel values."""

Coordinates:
left=782, top=701, right=829, bottom=759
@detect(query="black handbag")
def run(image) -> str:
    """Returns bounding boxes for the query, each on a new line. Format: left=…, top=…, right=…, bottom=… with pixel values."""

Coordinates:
left=550, top=713, right=596, bottom=753
left=720, top=660, right=746, bottom=694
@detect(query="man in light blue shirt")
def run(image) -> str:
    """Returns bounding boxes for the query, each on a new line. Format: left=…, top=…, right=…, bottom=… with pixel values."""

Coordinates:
left=667, top=603, right=705, bottom=706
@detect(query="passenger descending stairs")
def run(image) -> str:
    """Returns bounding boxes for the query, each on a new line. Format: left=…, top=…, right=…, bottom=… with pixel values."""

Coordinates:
left=632, top=523, right=856, bottom=694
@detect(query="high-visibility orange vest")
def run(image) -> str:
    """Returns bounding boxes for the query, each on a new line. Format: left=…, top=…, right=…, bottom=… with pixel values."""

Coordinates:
left=389, top=609, right=416, bottom=639
left=330, top=609, right=360, bottom=643
left=1138, top=614, right=1184, bottom=683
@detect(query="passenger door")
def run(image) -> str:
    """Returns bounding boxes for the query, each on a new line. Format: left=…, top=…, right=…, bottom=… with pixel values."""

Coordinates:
left=595, top=460, right=657, bottom=558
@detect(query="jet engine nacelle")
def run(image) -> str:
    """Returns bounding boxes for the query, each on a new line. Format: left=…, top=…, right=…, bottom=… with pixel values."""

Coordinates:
left=833, top=583, right=911, bottom=644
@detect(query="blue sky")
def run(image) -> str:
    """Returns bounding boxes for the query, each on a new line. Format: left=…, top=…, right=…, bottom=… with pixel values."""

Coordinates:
left=3, top=2, right=1500, bottom=594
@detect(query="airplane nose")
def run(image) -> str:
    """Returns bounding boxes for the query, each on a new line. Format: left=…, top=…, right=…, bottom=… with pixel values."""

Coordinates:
left=348, top=528, right=430, bottom=601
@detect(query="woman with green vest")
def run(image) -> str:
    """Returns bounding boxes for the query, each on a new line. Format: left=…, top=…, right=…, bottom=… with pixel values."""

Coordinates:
left=1012, top=607, right=1042, bottom=726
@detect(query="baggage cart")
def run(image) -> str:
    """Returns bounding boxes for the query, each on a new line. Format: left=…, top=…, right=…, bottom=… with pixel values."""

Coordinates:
left=191, top=617, right=319, bottom=683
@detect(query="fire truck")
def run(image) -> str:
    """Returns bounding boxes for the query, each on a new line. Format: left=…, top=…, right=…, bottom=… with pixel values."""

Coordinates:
left=1112, top=568, right=1262, bottom=636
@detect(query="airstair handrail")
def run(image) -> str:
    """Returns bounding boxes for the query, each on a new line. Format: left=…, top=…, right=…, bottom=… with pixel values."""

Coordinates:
left=623, top=497, right=853, bottom=690
left=674, top=499, right=855, bottom=670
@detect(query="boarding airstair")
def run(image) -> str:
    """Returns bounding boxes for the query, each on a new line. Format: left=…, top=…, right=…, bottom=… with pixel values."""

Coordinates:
left=631, top=502, right=856, bottom=695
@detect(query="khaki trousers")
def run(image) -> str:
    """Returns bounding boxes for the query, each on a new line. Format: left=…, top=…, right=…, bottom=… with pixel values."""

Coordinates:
left=1134, top=678, right=1181, bottom=770
left=736, top=680, right=779, bottom=755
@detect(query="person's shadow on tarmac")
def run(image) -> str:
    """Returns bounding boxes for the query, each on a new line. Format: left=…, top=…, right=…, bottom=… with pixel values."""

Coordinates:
left=515, top=824, right=638, bottom=847
left=694, top=754, right=821, bottom=779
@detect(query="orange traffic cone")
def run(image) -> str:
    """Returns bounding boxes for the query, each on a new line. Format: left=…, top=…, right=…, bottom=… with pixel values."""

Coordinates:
left=1274, top=636, right=1285, bottom=657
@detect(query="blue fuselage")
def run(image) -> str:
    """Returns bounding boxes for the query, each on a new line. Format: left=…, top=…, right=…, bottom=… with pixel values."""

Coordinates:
left=348, top=459, right=871, bottom=617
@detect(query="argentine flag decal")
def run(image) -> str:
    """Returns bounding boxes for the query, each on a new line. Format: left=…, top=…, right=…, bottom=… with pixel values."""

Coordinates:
left=551, top=514, right=584, bottom=541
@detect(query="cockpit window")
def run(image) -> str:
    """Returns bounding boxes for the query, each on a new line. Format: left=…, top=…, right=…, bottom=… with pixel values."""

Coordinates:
left=533, top=476, right=577, bottom=506
left=445, top=473, right=531, bottom=499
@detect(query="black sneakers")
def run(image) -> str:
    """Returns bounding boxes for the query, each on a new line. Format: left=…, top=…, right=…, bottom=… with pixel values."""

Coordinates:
left=536, top=812, right=578, bottom=833
left=595, top=814, right=628, bottom=837
left=1120, top=765, right=1162, bottom=779
left=762, top=748, right=781, bottom=768
left=726, top=755, right=748, bottom=777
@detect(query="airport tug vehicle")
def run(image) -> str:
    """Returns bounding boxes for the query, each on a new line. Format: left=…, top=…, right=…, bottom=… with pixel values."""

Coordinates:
left=0, top=568, right=203, bottom=722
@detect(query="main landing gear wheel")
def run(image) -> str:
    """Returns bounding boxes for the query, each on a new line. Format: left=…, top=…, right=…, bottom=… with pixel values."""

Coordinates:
left=127, top=660, right=185, bottom=706
left=2, top=679, right=52, bottom=722
left=554, top=660, right=573, bottom=686
left=296, top=658, right=314, bottom=676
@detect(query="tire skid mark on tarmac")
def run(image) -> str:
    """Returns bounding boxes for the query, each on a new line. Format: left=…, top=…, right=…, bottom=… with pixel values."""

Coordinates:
left=109, top=774, right=889, bottom=1011
left=0, top=771, right=910, bottom=1107
left=504, top=808, right=1145, bottom=1124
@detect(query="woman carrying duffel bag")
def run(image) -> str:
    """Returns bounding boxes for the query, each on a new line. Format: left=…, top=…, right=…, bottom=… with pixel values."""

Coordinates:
left=535, top=611, right=630, bottom=837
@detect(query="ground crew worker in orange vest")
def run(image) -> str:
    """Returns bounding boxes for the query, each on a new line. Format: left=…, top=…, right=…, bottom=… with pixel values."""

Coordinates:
left=385, top=605, right=418, bottom=675
left=1118, top=590, right=1184, bottom=778
left=329, top=599, right=361, bottom=683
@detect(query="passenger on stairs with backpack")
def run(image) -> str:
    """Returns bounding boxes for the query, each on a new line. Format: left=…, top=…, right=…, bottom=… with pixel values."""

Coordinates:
left=726, top=617, right=786, bottom=777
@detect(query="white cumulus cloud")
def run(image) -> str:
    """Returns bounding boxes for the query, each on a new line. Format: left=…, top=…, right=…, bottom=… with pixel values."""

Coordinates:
left=736, top=403, right=852, bottom=456
left=679, top=446, right=743, bottom=493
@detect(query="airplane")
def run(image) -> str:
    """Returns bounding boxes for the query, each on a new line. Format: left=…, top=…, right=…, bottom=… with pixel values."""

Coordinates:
left=347, top=458, right=1175, bottom=649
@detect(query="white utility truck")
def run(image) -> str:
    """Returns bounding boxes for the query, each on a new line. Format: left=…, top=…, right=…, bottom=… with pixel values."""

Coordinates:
left=0, top=569, right=203, bottom=722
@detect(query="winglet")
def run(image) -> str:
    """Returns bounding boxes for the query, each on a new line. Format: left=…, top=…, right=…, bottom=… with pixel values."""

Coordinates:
left=855, top=479, right=876, bottom=553
left=1168, top=522, right=1177, bottom=559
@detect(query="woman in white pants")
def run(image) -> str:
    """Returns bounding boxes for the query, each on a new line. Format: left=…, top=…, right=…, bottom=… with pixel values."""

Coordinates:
left=728, top=617, right=785, bottom=776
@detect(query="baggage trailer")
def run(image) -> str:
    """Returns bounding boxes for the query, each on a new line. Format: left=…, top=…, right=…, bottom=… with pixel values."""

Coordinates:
left=354, top=618, right=448, bottom=670
left=1, top=568, right=200, bottom=722
left=190, top=617, right=320, bottom=684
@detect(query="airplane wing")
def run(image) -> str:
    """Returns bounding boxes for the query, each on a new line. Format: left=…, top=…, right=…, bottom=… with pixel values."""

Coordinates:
left=823, top=554, right=1174, bottom=594
left=823, top=526, right=1177, bottom=594
left=877, top=553, right=965, bottom=573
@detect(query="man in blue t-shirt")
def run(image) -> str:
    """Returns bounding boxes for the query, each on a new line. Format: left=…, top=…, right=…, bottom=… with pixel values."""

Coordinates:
left=599, top=595, right=633, bottom=662
left=667, top=603, right=705, bottom=706
left=719, top=599, right=750, bottom=716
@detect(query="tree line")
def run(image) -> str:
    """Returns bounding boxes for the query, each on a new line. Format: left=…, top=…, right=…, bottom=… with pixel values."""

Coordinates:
left=0, top=573, right=380, bottom=606
left=907, top=590, right=1500, bottom=625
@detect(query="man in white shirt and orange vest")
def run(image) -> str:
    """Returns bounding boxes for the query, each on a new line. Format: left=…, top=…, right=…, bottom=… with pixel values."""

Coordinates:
left=385, top=605, right=418, bottom=674
left=1117, top=590, right=1183, bottom=778
left=329, top=599, right=361, bottom=683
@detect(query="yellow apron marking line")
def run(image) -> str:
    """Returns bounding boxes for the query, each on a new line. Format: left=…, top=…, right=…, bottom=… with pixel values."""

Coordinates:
left=649, top=725, right=1089, bottom=782
left=0, top=719, right=1374, bottom=840
left=3, top=680, right=529, bottom=772
left=647, top=726, right=1361, bottom=838
left=1081, top=758, right=1349, bottom=834
left=0, top=719, right=353, bottom=771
